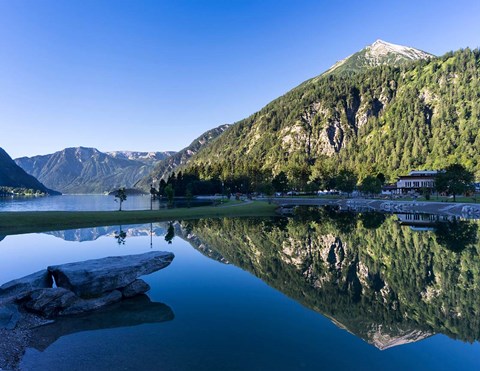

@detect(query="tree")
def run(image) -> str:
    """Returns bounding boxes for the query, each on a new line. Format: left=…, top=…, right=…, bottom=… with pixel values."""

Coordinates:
left=272, top=171, right=288, bottom=193
left=335, top=169, right=358, bottom=194
left=114, top=188, right=127, bottom=211
left=165, top=184, right=175, bottom=207
left=359, top=175, right=382, bottom=196
left=435, top=164, right=474, bottom=202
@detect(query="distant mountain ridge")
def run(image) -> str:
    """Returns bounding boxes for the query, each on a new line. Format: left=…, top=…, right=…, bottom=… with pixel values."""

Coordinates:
left=15, top=147, right=170, bottom=194
left=106, top=151, right=175, bottom=165
left=135, top=124, right=229, bottom=190
left=0, top=147, right=59, bottom=195
left=323, top=39, right=434, bottom=76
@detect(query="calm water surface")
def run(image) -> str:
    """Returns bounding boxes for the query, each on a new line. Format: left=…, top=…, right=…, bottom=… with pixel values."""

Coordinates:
left=0, top=194, right=212, bottom=211
left=0, top=208, right=479, bottom=370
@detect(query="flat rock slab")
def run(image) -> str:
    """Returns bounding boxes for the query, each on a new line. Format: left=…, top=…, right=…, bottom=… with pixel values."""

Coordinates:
left=48, top=251, right=174, bottom=298
left=0, top=270, right=53, bottom=301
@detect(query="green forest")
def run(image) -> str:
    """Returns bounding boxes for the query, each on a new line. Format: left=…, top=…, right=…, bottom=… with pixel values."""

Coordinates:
left=181, top=209, right=480, bottom=347
left=184, top=48, right=480, bottom=188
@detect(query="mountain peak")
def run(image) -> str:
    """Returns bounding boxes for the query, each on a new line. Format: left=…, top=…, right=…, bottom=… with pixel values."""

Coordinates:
left=324, top=39, right=434, bottom=76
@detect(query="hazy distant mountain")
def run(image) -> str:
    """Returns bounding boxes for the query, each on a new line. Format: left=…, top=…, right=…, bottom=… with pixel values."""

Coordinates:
left=15, top=147, right=167, bottom=194
left=135, top=124, right=229, bottom=190
left=0, top=147, right=59, bottom=195
left=106, top=151, right=175, bottom=166
left=323, top=39, right=433, bottom=76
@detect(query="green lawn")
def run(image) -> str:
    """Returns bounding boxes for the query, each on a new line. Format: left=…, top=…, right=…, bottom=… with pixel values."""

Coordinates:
left=0, top=201, right=277, bottom=236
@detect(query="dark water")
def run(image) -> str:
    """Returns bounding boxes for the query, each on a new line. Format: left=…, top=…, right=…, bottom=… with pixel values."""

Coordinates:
left=0, top=209, right=479, bottom=370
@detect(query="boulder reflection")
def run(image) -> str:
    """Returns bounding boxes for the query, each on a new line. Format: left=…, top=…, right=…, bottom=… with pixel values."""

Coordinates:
left=30, top=295, right=174, bottom=352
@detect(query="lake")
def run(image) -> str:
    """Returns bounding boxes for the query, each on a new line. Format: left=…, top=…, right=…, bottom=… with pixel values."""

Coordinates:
left=0, top=194, right=213, bottom=212
left=0, top=205, right=479, bottom=370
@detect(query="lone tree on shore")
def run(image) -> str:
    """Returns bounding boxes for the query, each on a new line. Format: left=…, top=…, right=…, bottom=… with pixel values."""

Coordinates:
left=114, top=188, right=127, bottom=211
left=435, top=164, right=474, bottom=202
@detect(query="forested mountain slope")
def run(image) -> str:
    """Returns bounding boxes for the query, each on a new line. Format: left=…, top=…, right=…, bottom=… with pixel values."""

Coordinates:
left=186, top=48, right=480, bottom=183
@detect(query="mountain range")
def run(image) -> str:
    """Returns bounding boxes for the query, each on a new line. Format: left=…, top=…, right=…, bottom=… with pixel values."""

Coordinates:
left=15, top=147, right=169, bottom=194
left=10, top=40, right=480, bottom=193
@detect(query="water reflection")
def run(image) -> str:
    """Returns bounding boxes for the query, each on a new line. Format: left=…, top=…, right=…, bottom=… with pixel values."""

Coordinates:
left=182, top=208, right=480, bottom=349
left=4, top=209, right=479, bottom=351
left=30, top=295, right=174, bottom=352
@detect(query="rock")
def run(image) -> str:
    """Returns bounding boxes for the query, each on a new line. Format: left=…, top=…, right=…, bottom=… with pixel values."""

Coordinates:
left=48, top=251, right=174, bottom=298
left=59, top=290, right=123, bottom=316
left=121, top=279, right=150, bottom=298
left=0, top=270, right=53, bottom=301
left=0, top=304, right=21, bottom=330
left=23, top=288, right=78, bottom=318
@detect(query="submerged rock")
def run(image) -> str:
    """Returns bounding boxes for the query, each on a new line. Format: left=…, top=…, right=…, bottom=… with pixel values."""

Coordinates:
left=48, top=251, right=174, bottom=298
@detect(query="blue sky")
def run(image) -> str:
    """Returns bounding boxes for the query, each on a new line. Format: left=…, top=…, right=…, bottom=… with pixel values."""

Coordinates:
left=1, top=0, right=479, bottom=158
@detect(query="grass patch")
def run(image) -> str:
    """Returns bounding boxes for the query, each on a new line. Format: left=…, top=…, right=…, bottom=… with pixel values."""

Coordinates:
left=0, top=201, right=277, bottom=236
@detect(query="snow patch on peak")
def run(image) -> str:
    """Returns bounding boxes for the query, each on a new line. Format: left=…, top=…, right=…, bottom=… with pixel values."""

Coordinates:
left=366, top=40, right=433, bottom=61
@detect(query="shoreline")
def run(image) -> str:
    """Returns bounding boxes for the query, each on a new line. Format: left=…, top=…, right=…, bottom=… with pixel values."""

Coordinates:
left=0, top=197, right=479, bottom=237
left=0, top=201, right=277, bottom=237
left=271, top=197, right=480, bottom=219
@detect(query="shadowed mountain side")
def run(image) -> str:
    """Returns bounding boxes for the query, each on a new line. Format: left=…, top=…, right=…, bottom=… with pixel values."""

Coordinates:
left=182, top=212, right=480, bottom=349
left=30, top=295, right=174, bottom=352
left=0, top=148, right=59, bottom=195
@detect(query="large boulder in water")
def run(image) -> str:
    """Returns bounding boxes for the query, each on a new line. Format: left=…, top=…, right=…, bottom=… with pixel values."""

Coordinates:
left=48, top=251, right=174, bottom=298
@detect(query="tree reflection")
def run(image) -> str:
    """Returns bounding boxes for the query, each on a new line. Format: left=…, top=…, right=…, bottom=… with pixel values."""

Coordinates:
left=360, top=211, right=386, bottom=229
left=165, top=222, right=175, bottom=244
left=434, top=219, right=478, bottom=252
left=114, top=226, right=127, bottom=245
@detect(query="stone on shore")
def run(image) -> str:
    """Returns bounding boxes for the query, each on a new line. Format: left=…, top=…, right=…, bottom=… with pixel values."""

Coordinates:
left=59, top=290, right=123, bottom=316
left=0, top=270, right=53, bottom=301
left=23, top=288, right=78, bottom=318
left=48, top=251, right=174, bottom=298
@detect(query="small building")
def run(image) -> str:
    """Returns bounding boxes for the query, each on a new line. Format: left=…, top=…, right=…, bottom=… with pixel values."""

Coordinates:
left=396, top=170, right=438, bottom=194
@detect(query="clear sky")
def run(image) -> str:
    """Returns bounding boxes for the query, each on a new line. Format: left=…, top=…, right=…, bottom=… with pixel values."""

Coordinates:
left=1, top=0, right=479, bottom=159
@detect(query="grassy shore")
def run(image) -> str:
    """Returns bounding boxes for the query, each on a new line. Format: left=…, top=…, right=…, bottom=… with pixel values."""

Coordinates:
left=0, top=201, right=277, bottom=236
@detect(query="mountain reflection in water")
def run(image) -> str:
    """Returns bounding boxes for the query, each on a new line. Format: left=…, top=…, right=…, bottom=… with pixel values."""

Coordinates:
left=178, top=207, right=480, bottom=349
left=36, top=207, right=480, bottom=350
